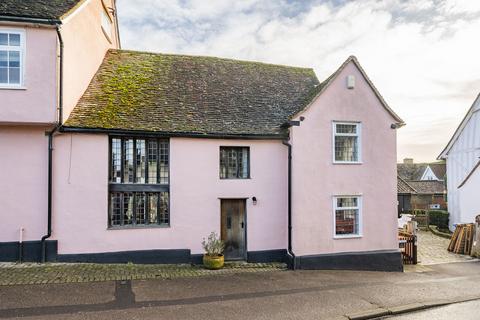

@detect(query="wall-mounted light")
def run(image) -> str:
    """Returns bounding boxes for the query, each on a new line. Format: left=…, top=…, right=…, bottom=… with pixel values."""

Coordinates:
left=252, top=197, right=257, bottom=205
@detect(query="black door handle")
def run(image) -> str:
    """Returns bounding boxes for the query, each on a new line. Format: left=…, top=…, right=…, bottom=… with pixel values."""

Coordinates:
left=241, top=222, right=244, bottom=228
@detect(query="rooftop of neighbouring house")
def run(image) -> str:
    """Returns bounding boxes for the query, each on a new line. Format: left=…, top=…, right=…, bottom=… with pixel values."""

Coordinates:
left=0, top=0, right=82, bottom=21
left=397, top=176, right=417, bottom=194
left=397, top=158, right=446, bottom=181
left=64, top=49, right=322, bottom=137
left=407, top=180, right=446, bottom=195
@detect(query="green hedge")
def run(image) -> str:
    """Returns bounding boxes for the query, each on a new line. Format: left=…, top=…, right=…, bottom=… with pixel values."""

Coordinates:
left=428, top=210, right=449, bottom=231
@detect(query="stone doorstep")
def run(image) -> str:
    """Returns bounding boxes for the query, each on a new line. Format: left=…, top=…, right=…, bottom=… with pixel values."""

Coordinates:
left=345, top=296, right=480, bottom=320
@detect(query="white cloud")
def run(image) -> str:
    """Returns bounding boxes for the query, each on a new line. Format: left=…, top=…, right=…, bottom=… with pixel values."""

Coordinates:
left=117, top=0, right=480, bottom=162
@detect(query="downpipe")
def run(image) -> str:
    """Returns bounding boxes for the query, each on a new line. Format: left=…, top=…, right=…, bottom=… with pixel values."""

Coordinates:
left=40, top=25, right=63, bottom=263
left=282, top=140, right=296, bottom=270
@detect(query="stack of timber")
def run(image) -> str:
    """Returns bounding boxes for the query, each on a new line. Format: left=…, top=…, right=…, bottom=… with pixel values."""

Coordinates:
left=448, top=224, right=475, bottom=255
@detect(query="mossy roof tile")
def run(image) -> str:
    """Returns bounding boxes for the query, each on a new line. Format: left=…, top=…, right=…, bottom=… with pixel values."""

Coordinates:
left=65, top=49, right=321, bottom=137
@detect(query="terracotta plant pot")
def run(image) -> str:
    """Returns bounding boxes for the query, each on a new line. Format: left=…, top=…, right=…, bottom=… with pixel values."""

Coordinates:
left=203, top=254, right=224, bottom=270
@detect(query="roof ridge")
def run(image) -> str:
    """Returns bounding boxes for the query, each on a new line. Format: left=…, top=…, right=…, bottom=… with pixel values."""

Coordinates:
left=107, top=49, right=316, bottom=72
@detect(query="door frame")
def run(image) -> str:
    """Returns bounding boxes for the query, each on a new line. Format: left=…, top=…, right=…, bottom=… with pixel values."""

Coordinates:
left=219, top=198, right=248, bottom=261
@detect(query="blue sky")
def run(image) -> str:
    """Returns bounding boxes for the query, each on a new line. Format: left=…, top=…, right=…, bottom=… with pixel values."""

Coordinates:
left=117, top=0, right=480, bottom=162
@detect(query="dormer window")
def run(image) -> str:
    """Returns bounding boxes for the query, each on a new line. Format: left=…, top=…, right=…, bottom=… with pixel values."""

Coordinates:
left=101, top=8, right=112, bottom=40
left=0, top=29, right=24, bottom=87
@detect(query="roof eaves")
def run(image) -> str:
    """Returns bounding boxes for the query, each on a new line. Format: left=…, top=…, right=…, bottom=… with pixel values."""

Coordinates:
left=60, top=0, right=89, bottom=22
left=60, top=126, right=288, bottom=140
left=349, top=56, right=405, bottom=126
left=0, top=15, right=61, bottom=25
left=290, top=56, right=405, bottom=125
left=398, top=175, right=417, bottom=194
left=438, top=92, right=480, bottom=160
left=458, top=159, right=480, bottom=188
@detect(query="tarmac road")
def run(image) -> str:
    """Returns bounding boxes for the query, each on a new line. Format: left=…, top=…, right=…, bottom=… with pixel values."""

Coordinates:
left=1, top=261, right=480, bottom=320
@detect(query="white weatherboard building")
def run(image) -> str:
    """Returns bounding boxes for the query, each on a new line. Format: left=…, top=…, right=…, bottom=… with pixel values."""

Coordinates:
left=439, top=93, right=480, bottom=230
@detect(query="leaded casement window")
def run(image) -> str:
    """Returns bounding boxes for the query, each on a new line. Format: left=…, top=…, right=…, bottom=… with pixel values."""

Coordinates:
left=333, top=196, right=362, bottom=237
left=333, top=122, right=361, bottom=163
left=0, top=29, right=24, bottom=87
left=219, top=147, right=250, bottom=179
left=109, top=137, right=169, bottom=227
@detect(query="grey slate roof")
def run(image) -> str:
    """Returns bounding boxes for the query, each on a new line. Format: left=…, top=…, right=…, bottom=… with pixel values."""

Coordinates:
left=64, top=49, right=321, bottom=137
left=0, top=0, right=82, bottom=20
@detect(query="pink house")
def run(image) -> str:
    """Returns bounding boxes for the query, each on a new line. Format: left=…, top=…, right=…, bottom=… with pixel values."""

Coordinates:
left=0, top=1, right=405, bottom=271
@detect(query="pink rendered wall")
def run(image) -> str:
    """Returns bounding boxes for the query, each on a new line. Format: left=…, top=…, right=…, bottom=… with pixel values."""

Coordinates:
left=0, top=26, right=57, bottom=124
left=290, top=61, right=399, bottom=256
left=52, top=135, right=287, bottom=255
left=61, top=0, right=120, bottom=122
left=0, top=126, right=48, bottom=241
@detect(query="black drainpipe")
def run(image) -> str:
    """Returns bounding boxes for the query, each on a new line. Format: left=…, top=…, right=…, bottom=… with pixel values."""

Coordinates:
left=282, top=139, right=295, bottom=269
left=41, top=25, right=63, bottom=263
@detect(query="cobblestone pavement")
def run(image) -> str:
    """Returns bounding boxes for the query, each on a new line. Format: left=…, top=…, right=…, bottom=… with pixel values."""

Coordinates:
left=0, top=262, right=286, bottom=286
left=417, top=230, right=476, bottom=265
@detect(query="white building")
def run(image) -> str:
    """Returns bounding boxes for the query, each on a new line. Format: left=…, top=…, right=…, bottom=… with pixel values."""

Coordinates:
left=439, top=93, right=480, bottom=230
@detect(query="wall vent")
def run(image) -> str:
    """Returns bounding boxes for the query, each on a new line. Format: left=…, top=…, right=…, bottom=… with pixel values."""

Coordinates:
left=347, top=75, right=355, bottom=89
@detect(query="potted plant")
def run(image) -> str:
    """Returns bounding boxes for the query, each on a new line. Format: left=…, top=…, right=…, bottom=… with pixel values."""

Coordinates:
left=202, top=232, right=225, bottom=270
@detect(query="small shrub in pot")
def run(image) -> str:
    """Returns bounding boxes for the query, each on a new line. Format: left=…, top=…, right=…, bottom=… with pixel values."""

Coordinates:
left=202, top=232, right=225, bottom=269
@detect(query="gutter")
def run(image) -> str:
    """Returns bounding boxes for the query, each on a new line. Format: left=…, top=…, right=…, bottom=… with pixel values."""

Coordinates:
left=40, top=24, right=64, bottom=263
left=0, top=15, right=60, bottom=25
left=60, top=126, right=287, bottom=140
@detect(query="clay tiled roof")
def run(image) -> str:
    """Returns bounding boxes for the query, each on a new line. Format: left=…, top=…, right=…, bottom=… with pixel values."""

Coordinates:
left=408, top=181, right=445, bottom=194
left=397, top=176, right=417, bottom=194
left=64, top=49, right=321, bottom=137
left=0, top=0, right=82, bottom=20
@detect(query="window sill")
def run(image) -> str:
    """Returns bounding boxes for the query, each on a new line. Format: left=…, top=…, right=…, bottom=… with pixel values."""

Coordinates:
left=220, top=177, right=251, bottom=180
left=0, top=85, right=26, bottom=90
left=108, top=224, right=170, bottom=230
left=333, top=161, right=363, bottom=165
left=333, top=234, right=363, bottom=239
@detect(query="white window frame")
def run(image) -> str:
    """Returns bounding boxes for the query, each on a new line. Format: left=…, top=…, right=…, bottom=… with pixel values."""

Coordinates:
left=332, top=195, right=363, bottom=239
left=0, top=28, right=26, bottom=89
left=332, top=121, right=362, bottom=164
left=101, top=7, right=113, bottom=42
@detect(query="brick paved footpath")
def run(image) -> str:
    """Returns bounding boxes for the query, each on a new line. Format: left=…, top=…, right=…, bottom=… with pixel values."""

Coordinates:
left=0, top=262, right=286, bottom=286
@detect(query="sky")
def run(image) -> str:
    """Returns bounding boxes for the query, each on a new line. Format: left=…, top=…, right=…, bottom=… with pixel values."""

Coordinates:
left=116, top=0, right=480, bottom=163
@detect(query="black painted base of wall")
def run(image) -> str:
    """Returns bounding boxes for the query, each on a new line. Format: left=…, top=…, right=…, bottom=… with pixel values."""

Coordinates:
left=295, top=250, right=403, bottom=272
left=247, top=249, right=287, bottom=263
left=0, top=241, right=58, bottom=263
left=0, top=242, right=402, bottom=272
left=191, top=249, right=288, bottom=265
left=57, top=249, right=191, bottom=264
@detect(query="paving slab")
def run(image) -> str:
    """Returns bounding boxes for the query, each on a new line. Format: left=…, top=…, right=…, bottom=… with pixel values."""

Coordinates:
left=0, top=282, right=114, bottom=310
